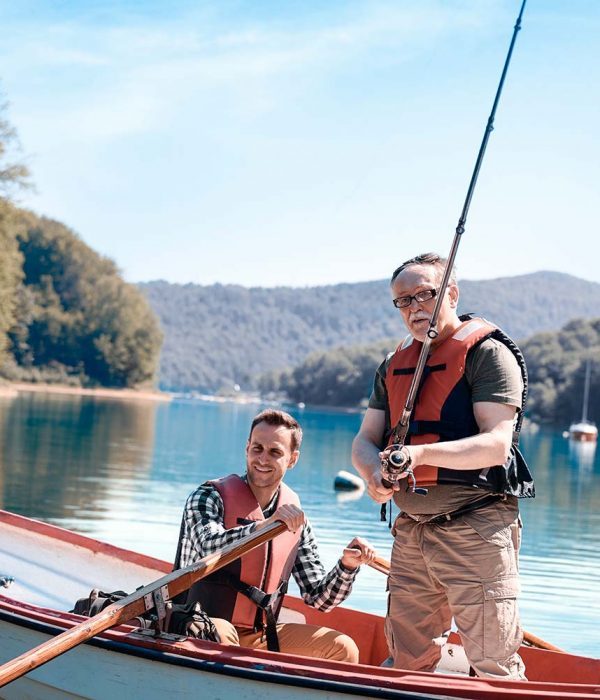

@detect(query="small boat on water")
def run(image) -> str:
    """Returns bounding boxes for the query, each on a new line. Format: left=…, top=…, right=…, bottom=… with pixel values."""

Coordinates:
left=569, top=359, right=598, bottom=443
left=569, top=421, right=598, bottom=443
left=1, top=509, right=599, bottom=699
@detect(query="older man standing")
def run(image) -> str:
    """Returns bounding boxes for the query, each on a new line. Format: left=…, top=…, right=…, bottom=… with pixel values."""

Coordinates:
left=352, top=252, right=534, bottom=678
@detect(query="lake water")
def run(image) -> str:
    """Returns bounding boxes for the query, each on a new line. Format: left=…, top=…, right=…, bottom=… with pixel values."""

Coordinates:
left=0, top=392, right=598, bottom=657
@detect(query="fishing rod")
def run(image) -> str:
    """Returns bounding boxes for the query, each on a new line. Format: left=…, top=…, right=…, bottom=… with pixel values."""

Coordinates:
left=381, top=0, right=528, bottom=497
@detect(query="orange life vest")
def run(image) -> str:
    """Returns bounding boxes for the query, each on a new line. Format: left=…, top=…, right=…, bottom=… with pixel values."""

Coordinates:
left=386, top=317, right=531, bottom=494
left=186, top=475, right=302, bottom=632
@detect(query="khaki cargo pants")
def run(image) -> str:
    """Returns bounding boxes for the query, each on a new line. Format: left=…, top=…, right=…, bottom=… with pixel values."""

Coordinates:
left=385, top=499, right=526, bottom=679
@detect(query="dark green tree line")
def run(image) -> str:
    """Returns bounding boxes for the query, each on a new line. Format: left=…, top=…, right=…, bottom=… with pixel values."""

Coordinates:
left=259, top=340, right=395, bottom=407
left=0, top=94, right=30, bottom=366
left=0, top=90, right=163, bottom=388
left=521, top=318, right=600, bottom=425
left=4, top=212, right=164, bottom=387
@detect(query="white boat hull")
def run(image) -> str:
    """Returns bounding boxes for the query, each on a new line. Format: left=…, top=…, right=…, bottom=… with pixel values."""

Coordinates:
left=1, top=618, right=390, bottom=700
left=1, top=510, right=599, bottom=700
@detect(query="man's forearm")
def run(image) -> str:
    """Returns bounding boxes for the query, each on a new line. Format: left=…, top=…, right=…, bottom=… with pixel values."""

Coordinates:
left=408, top=430, right=510, bottom=471
left=351, top=433, right=381, bottom=482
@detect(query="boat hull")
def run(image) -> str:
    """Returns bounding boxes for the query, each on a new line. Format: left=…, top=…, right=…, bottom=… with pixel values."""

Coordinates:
left=1, top=614, right=413, bottom=700
left=1, top=510, right=599, bottom=700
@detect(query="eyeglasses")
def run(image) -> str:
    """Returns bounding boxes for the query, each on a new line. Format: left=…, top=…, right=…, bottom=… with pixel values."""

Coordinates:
left=392, top=288, right=438, bottom=309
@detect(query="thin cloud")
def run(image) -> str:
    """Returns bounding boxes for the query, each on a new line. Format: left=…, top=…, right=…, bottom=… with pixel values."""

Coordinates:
left=2, top=1, right=502, bottom=143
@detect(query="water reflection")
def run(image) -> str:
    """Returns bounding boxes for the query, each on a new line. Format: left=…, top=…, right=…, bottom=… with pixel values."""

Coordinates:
left=335, top=488, right=365, bottom=504
left=0, top=393, right=158, bottom=521
left=568, top=439, right=596, bottom=474
left=520, top=428, right=600, bottom=525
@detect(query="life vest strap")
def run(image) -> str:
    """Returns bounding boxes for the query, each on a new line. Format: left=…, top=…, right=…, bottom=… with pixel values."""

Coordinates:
left=212, top=571, right=288, bottom=651
left=409, top=419, right=463, bottom=439
left=393, top=363, right=447, bottom=376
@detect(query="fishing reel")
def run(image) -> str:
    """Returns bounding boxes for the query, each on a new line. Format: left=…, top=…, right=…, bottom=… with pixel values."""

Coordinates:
left=381, top=445, right=428, bottom=496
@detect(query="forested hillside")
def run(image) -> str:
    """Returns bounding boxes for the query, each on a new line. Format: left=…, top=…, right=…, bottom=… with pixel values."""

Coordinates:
left=2, top=210, right=164, bottom=387
left=141, top=273, right=600, bottom=394
left=0, top=100, right=163, bottom=389
left=521, top=318, right=600, bottom=425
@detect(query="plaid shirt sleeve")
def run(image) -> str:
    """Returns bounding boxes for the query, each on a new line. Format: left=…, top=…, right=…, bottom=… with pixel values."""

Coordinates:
left=291, top=517, right=359, bottom=611
left=178, top=483, right=257, bottom=568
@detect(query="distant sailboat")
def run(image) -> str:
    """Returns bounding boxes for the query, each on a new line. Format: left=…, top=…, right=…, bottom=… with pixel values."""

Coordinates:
left=569, top=358, right=598, bottom=442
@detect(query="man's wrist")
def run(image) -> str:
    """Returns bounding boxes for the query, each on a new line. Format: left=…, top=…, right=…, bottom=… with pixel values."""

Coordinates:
left=338, top=559, right=359, bottom=575
left=405, top=444, right=422, bottom=467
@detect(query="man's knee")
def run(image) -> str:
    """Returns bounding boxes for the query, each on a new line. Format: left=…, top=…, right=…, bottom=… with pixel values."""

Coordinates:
left=278, top=623, right=359, bottom=663
left=384, top=605, right=444, bottom=672
left=210, top=617, right=239, bottom=645
left=326, top=631, right=359, bottom=664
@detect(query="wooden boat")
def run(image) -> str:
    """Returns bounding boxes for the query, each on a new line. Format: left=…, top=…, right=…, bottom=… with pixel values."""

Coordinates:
left=1, top=509, right=598, bottom=699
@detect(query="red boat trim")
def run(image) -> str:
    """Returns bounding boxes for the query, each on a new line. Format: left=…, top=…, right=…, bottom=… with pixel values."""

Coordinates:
left=1, top=601, right=598, bottom=700
left=2, top=510, right=599, bottom=697
left=0, top=609, right=455, bottom=700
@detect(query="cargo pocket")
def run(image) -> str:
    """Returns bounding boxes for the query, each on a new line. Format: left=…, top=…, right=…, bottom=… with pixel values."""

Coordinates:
left=482, top=575, right=521, bottom=660
left=461, top=502, right=518, bottom=549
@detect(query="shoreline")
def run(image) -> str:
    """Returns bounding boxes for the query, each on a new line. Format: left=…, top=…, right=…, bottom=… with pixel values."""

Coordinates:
left=1, top=382, right=172, bottom=402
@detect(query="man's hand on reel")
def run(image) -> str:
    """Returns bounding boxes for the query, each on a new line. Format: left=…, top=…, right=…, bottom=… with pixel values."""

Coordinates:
left=379, top=444, right=412, bottom=487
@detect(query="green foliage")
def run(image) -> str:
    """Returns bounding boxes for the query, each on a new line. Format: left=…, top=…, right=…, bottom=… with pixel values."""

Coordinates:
left=0, top=89, right=161, bottom=388
left=263, top=340, right=395, bottom=406
left=0, top=95, right=29, bottom=364
left=0, top=202, right=24, bottom=364
left=0, top=95, right=31, bottom=198
left=522, top=317, right=600, bottom=425
left=2, top=211, right=163, bottom=388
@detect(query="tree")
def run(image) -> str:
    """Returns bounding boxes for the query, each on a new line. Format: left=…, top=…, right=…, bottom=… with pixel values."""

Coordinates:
left=0, top=94, right=31, bottom=198
left=6, top=211, right=163, bottom=388
left=0, top=92, right=30, bottom=364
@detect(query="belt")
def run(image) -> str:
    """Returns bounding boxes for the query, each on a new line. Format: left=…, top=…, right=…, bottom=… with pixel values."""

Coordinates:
left=404, top=493, right=504, bottom=526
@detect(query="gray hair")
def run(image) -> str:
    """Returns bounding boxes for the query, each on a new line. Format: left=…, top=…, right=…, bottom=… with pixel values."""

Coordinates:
left=390, top=252, right=457, bottom=286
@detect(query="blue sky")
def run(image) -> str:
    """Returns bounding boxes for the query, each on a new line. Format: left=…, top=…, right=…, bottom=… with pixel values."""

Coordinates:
left=1, top=1, right=598, bottom=287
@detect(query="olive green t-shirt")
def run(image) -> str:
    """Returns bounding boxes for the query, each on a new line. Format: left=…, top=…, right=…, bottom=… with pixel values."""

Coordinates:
left=368, top=337, right=523, bottom=517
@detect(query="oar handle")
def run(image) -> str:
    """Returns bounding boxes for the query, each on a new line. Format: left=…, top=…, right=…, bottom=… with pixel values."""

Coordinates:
left=0, top=520, right=288, bottom=687
left=365, top=554, right=565, bottom=653
left=520, top=630, right=565, bottom=653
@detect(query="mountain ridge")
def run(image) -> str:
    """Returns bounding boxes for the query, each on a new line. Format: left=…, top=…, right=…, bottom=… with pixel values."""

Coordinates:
left=139, top=271, right=600, bottom=392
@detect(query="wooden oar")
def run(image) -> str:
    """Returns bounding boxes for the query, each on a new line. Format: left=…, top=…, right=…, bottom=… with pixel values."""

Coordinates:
left=0, top=520, right=288, bottom=687
left=359, top=552, right=566, bottom=653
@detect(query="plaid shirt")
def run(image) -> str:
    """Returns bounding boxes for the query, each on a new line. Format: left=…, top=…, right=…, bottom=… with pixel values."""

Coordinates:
left=177, top=478, right=358, bottom=611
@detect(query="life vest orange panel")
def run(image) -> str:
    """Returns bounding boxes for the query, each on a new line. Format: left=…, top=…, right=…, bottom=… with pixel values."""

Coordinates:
left=214, top=475, right=301, bottom=628
left=386, top=318, right=499, bottom=488
left=188, top=474, right=301, bottom=630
